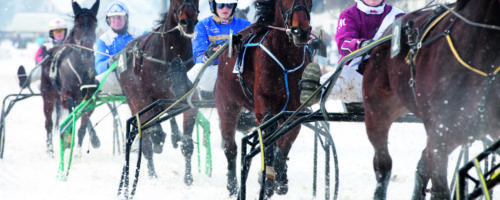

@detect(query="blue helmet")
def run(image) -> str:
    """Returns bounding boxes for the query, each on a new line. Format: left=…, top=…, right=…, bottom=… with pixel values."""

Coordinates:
left=105, top=1, right=129, bottom=17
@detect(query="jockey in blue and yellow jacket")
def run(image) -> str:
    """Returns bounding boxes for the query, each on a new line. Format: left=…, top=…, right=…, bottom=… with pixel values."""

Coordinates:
left=191, top=15, right=250, bottom=65
left=188, top=0, right=250, bottom=93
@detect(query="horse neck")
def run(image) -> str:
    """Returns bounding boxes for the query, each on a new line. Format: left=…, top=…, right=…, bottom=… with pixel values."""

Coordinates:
left=156, top=16, right=191, bottom=61
left=461, top=0, right=500, bottom=25
left=272, top=3, right=285, bottom=28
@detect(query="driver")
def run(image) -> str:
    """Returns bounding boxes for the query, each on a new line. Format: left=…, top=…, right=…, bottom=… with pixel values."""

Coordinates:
left=188, top=0, right=251, bottom=99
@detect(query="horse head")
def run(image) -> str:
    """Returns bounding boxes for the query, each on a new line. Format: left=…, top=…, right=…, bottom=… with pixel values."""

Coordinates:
left=278, top=0, right=312, bottom=46
left=68, top=0, right=99, bottom=96
left=171, top=0, right=199, bottom=37
left=70, top=0, right=99, bottom=49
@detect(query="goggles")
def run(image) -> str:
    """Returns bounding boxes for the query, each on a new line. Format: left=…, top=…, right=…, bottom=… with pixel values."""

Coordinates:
left=216, top=3, right=236, bottom=9
left=52, top=29, right=66, bottom=34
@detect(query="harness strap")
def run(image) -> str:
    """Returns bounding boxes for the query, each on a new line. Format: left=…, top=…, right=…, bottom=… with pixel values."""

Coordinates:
left=66, top=59, right=82, bottom=84
left=445, top=35, right=500, bottom=77
left=242, top=29, right=308, bottom=111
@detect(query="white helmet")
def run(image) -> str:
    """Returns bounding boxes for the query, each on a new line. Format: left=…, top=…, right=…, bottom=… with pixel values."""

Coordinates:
left=48, top=18, right=68, bottom=40
left=105, top=1, right=129, bottom=17
left=48, top=18, right=67, bottom=31
left=209, top=0, right=238, bottom=16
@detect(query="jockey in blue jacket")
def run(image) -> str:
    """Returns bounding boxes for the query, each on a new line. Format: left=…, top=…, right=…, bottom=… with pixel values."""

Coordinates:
left=95, top=1, right=145, bottom=94
left=188, top=0, right=251, bottom=95
left=95, top=1, right=145, bottom=74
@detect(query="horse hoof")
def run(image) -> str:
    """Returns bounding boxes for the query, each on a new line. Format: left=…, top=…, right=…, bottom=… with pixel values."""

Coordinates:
left=91, top=136, right=100, bottom=148
left=171, top=133, right=180, bottom=149
left=227, top=176, right=238, bottom=196
left=184, top=173, right=193, bottom=186
left=148, top=171, right=158, bottom=178
left=275, top=182, right=288, bottom=195
left=264, top=178, right=275, bottom=197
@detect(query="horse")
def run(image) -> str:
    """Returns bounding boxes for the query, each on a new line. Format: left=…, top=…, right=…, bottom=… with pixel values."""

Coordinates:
left=117, top=0, right=199, bottom=185
left=40, top=0, right=100, bottom=155
left=215, top=0, right=313, bottom=196
left=362, top=0, right=500, bottom=199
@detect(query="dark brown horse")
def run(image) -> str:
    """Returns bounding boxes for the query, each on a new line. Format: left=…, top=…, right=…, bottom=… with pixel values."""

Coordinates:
left=363, top=0, right=500, bottom=199
left=215, top=0, right=313, bottom=196
left=40, top=0, right=100, bottom=155
left=117, top=0, right=199, bottom=185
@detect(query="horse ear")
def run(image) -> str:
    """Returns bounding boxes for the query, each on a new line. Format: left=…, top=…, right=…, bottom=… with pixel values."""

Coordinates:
left=72, top=0, right=82, bottom=16
left=90, top=0, right=100, bottom=17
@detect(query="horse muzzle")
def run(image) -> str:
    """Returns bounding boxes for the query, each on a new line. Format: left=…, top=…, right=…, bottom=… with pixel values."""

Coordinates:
left=287, top=26, right=311, bottom=47
left=180, top=19, right=198, bottom=36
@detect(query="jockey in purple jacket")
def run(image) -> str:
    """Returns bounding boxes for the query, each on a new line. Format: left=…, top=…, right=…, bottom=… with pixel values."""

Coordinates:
left=335, top=0, right=404, bottom=74
left=321, top=0, right=404, bottom=103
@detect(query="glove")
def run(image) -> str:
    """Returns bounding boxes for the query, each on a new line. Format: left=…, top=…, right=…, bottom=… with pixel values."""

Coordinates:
left=309, top=38, right=322, bottom=50
left=204, top=42, right=223, bottom=59
left=360, top=39, right=373, bottom=49
left=232, top=33, right=243, bottom=46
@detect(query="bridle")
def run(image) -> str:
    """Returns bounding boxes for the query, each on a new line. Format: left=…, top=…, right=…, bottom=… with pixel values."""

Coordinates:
left=71, top=10, right=97, bottom=50
left=175, top=0, right=199, bottom=25
left=278, top=0, right=311, bottom=36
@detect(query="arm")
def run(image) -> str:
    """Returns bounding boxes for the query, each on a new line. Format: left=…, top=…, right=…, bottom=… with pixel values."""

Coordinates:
left=34, top=46, right=46, bottom=64
left=192, top=22, right=210, bottom=64
left=335, top=12, right=369, bottom=57
left=95, top=39, right=110, bottom=75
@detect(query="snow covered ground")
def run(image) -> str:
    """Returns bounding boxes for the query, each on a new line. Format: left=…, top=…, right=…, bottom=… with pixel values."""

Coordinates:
left=0, top=39, right=496, bottom=200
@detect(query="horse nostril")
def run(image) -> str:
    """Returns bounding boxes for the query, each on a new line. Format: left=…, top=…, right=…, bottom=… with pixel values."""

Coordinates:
left=180, top=19, right=188, bottom=27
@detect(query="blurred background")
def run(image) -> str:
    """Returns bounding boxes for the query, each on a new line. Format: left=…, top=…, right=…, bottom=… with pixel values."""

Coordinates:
left=0, top=0, right=453, bottom=66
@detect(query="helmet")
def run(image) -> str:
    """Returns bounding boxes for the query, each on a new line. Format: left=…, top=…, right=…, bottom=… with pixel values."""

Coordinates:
left=209, top=0, right=238, bottom=17
left=48, top=18, right=67, bottom=40
left=105, top=1, right=129, bottom=17
left=48, top=18, right=67, bottom=31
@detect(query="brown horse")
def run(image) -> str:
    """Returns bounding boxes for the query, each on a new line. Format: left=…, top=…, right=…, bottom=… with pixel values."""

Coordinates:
left=215, top=0, right=313, bottom=196
left=117, top=0, right=199, bottom=185
left=362, top=0, right=500, bottom=199
left=40, top=0, right=100, bottom=155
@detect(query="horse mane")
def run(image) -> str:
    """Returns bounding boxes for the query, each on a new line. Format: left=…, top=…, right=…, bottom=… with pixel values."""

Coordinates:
left=456, top=0, right=470, bottom=11
left=254, top=0, right=275, bottom=25
left=157, top=11, right=169, bottom=27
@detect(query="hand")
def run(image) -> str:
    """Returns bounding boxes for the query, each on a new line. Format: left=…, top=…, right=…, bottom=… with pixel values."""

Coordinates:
left=232, top=33, right=243, bottom=46
left=204, top=42, right=222, bottom=59
left=309, top=38, right=322, bottom=50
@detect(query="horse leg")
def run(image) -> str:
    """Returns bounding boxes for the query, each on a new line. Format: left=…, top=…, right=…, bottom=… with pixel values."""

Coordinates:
left=142, top=126, right=158, bottom=178
left=427, top=139, right=452, bottom=200
left=170, top=118, right=181, bottom=149
left=216, top=102, right=240, bottom=196
left=42, top=97, right=55, bottom=156
left=150, top=124, right=166, bottom=154
left=83, top=112, right=100, bottom=149
left=274, top=126, right=301, bottom=195
left=180, top=108, right=197, bottom=186
left=260, top=114, right=278, bottom=197
left=412, top=150, right=430, bottom=200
